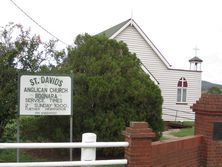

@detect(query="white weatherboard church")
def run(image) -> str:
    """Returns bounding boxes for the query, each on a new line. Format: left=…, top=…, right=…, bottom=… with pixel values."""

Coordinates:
left=99, top=19, right=202, bottom=121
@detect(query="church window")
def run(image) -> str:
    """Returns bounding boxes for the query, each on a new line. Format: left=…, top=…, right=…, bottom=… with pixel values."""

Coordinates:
left=177, top=77, right=188, bottom=103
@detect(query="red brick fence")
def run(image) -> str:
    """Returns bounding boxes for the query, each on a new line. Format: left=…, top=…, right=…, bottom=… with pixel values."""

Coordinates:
left=124, top=94, right=222, bottom=167
left=0, top=94, right=221, bottom=166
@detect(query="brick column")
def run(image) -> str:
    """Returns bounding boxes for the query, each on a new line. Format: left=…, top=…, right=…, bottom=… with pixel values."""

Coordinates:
left=193, top=94, right=222, bottom=167
left=123, top=122, right=155, bottom=167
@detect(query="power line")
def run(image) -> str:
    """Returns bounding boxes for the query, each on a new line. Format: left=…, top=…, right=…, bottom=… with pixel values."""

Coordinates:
left=9, top=0, right=69, bottom=46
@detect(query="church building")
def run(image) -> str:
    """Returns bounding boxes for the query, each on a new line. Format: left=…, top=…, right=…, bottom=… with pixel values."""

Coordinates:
left=99, top=19, right=202, bottom=121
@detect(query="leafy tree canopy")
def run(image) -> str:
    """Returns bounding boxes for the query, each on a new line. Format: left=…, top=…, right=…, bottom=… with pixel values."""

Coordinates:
left=208, top=86, right=222, bottom=94
left=60, top=34, right=163, bottom=140
left=0, top=23, right=65, bottom=138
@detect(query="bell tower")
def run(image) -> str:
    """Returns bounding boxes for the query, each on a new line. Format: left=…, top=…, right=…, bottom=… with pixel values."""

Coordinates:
left=189, top=46, right=203, bottom=71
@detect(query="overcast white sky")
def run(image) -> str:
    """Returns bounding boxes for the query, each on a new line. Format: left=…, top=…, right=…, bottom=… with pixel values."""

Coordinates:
left=1, top=0, right=222, bottom=84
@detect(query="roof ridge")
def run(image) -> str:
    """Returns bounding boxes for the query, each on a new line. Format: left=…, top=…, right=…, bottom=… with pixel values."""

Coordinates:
left=98, top=19, right=130, bottom=38
left=97, top=19, right=172, bottom=69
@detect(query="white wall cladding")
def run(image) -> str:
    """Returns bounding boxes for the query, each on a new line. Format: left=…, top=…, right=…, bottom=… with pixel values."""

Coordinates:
left=115, top=25, right=202, bottom=121
left=115, top=26, right=167, bottom=73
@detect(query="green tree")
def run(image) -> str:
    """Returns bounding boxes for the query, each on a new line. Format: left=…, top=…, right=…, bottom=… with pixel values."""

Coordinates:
left=0, top=23, right=65, bottom=138
left=208, top=86, right=222, bottom=94
left=61, top=34, right=163, bottom=141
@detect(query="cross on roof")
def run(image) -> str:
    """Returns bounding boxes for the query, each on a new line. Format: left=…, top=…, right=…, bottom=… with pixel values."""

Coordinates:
left=130, top=9, right=134, bottom=26
left=193, top=46, right=199, bottom=57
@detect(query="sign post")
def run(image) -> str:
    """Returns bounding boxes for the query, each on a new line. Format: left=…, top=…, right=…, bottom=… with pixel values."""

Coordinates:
left=16, top=109, right=20, bottom=162
left=18, top=74, right=73, bottom=161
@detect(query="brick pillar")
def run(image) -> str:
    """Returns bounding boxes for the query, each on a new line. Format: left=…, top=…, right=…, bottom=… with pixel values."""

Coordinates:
left=193, top=94, right=222, bottom=167
left=123, top=122, right=155, bottom=167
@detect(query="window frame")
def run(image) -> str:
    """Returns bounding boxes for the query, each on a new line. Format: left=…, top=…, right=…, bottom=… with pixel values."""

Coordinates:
left=176, top=77, right=188, bottom=105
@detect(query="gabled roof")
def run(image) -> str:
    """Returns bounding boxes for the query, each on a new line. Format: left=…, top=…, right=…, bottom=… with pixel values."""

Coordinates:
left=99, top=19, right=172, bottom=69
left=98, top=19, right=130, bottom=38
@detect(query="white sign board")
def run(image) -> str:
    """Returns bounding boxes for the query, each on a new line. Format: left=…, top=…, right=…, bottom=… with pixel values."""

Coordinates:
left=19, top=74, right=72, bottom=115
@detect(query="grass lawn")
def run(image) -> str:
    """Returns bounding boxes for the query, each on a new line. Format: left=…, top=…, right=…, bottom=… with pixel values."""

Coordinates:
left=170, top=127, right=194, bottom=137
left=0, top=150, right=124, bottom=167
left=182, top=121, right=194, bottom=127
left=0, top=150, right=46, bottom=162
left=160, top=136, right=170, bottom=141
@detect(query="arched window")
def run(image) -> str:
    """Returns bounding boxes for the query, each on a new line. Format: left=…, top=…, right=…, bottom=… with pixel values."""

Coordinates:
left=177, top=77, right=188, bottom=103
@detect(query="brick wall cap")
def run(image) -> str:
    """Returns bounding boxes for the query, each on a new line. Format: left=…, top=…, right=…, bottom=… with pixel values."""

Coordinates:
left=192, top=94, right=222, bottom=113
left=123, top=130, right=155, bottom=138
left=123, top=122, right=155, bottom=139
left=152, top=135, right=203, bottom=146
left=130, top=122, right=149, bottom=128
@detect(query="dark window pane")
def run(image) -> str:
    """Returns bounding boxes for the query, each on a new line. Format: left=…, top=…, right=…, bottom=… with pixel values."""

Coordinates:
left=182, top=89, right=187, bottom=102
left=183, top=81, right=188, bottom=87
left=178, top=81, right=182, bottom=87
left=177, top=89, right=181, bottom=102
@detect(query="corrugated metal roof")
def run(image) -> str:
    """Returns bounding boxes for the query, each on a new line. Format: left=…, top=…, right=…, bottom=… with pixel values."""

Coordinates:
left=98, top=19, right=130, bottom=38
left=189, top=56, right=203, bottom=62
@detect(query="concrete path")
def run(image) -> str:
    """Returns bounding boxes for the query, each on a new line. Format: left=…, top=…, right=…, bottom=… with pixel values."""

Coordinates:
left=162, top=129, right=180, bottom=139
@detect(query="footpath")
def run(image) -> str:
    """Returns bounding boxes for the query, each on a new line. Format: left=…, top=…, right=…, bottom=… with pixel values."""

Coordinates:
left=162, top=129, right=180, bottom=139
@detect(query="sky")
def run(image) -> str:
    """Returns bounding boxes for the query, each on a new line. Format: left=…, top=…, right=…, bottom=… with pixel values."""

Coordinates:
left=1, top=0, right=222, bottom=84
